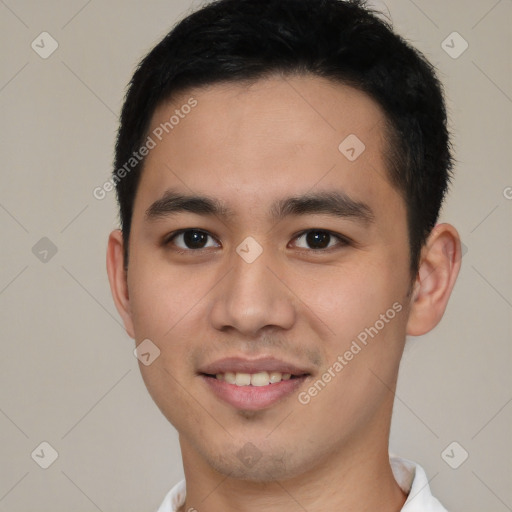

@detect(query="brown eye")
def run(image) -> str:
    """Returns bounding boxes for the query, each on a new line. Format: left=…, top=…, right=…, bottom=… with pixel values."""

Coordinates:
left=292, top=230, right=349, bottom=251
left=166, top=229, right=219, bottom=251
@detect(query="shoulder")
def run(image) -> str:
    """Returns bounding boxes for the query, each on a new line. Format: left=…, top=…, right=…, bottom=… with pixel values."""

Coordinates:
left=390, top=454, right=449, bottom=512
left=154, top=479, right=186, bottom=512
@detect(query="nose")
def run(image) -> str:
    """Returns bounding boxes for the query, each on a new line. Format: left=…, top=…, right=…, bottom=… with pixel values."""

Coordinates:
left=209, top=244, right=297, bottom=337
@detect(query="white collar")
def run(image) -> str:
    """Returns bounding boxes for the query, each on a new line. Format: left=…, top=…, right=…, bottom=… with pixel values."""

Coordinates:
left=390, top=455, right=448, bottom=511
left=155, top=455, right=448, bottom=512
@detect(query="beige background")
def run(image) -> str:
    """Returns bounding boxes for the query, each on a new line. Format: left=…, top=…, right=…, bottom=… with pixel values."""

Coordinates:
left=0, top=0, right=510, bottom=510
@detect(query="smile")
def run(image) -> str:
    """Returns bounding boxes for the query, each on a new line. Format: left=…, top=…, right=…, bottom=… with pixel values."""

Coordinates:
left=200, top=372, right=309, bottom=410
left=213, top=371, right=292, bottom=386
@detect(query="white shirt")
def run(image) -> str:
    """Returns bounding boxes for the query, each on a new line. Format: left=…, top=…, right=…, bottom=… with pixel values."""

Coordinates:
left=155, top=455, right=448, bottom=512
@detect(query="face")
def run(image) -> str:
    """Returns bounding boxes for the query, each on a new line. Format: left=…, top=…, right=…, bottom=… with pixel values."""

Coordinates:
left=121, top=75, right=415, bottom=481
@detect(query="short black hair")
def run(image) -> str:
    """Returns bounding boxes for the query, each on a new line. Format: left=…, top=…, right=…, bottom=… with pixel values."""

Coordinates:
left=114, top=0, right=453, bottom=277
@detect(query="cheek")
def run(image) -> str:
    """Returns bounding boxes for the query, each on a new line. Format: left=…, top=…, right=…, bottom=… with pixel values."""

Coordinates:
left=301, top=259, right=408, bottom=390
left=304, top=262, right=399, bottom=336
left=128, top=271, right=173, bottom=339
left=299, top=300, right=407, bottom=432
left=127, top=252, right=211, bottom=340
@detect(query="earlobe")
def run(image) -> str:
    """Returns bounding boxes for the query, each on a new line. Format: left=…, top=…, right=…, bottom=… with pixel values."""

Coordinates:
left=406, top=223, right=462, bottom=336
left=106, top=229, right=135, bottom=339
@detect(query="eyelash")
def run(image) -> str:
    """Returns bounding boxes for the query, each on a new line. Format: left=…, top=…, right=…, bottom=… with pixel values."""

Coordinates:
left=163, top=228, right=352, bottom=254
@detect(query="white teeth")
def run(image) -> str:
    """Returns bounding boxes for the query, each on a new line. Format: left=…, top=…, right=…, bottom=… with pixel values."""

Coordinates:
left=224, top=372, right=236, bottom=384
left=235, top=373, right=251, bottom=386
left=214, top=371, right=294, bottom=386
left=269, top=371, right=282, bottom=383
left=251, top=371, right=270, bottom=386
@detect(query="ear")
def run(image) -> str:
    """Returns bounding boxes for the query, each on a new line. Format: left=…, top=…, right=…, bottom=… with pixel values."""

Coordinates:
left=406, top=223, right=462, bottom=336
left=106, top=229, right=135, bottom=339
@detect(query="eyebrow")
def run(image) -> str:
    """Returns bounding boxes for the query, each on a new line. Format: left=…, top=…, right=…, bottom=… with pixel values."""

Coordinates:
left=145, top=188, right=375, bottom=225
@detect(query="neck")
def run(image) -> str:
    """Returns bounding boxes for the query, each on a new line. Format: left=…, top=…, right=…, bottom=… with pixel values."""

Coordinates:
left=178, top=423, right=407, bottom=512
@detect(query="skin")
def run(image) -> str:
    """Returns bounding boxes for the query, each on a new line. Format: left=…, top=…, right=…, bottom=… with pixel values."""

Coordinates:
left=107, top=74, right=461, bottom=511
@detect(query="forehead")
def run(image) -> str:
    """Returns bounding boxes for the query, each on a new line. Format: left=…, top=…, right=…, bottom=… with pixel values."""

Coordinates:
left=135, top=74, right=403, bottom=226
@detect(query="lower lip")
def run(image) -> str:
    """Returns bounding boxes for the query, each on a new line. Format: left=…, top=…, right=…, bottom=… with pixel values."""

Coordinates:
left=200, top=375, right=307, bottom=411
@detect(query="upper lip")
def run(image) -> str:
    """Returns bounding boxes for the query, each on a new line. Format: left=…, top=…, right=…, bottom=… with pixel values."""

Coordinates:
left=199, top=357, right=312, bottom=376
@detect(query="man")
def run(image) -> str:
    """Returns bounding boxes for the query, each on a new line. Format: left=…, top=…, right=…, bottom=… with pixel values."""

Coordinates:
left=106, top=0, right=462, bottom=510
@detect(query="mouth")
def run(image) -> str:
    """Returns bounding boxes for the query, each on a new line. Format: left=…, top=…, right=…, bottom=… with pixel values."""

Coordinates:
left=205, top=371, right=295, bottom=386
left=198, top=357, right=312, bottom=411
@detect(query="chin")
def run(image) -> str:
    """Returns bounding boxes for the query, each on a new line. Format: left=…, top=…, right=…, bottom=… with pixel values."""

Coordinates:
left=202, top=441, right=310, bottom=482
